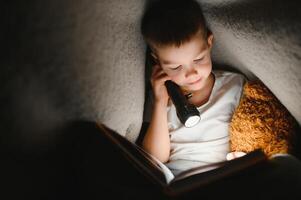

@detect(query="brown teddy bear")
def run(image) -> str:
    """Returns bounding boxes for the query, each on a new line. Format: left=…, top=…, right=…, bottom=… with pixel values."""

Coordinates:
left=228, top=80, right=298, bottom=158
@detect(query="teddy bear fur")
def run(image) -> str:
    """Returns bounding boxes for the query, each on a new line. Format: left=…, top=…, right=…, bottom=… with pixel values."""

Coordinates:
left=229, top=80, right=298, bottom=157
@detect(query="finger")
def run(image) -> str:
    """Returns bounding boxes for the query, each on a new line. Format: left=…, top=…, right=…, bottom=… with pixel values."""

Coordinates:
left=151, top=64, right=162, bottom=76
left=151, top=72, right=166, bottom=85
left=152, top=69, right=167, bottom=81
left=155, top=73, right=172, bottom=84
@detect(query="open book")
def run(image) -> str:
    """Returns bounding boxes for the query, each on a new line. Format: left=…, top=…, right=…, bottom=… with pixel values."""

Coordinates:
left=96, top=123, right=268, bottom=197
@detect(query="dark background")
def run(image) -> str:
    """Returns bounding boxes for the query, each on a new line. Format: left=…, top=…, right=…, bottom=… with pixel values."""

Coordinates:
left=1, top=0, right=301, bottom=199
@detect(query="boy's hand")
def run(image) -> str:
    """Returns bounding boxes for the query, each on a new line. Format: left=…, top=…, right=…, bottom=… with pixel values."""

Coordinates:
left=151, top=65, right=171, bottom=106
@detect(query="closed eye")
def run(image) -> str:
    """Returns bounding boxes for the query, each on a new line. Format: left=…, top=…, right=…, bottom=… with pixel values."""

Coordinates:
left=170, top=65, right=182, bottom=70
left=194, top=57, right=204, bottom=63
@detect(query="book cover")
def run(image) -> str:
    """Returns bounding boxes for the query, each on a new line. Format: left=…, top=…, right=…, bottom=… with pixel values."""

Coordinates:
left=96, top=123, right=268, bottom=197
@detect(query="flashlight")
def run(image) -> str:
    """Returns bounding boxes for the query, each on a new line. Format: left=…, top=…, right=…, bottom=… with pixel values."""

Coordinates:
left=165, top=80, right=201, bottom=128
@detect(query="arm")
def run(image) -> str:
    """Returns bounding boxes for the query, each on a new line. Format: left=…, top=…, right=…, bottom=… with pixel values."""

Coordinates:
left=142, top=65, right=171, bottom=163
left=142, top=101, right=171, bottom=163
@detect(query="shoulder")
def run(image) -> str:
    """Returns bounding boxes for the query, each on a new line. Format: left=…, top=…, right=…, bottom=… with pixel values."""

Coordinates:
left=213, top=69, right=246, bottom=80
left=213, top=70, right=247, bottom=87
left=212, top=70, right=247, bottom=103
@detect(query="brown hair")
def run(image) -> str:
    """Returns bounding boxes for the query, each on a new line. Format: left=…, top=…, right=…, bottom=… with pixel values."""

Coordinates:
left=141, top=0, right=208, bottom=48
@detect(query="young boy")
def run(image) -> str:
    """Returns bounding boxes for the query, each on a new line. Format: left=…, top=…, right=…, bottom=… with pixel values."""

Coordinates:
left=141, top=0, right=246, bottom=175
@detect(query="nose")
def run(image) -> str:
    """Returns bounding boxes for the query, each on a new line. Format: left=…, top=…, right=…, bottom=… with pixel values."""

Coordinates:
left=185, top=65, right=198, bottom=78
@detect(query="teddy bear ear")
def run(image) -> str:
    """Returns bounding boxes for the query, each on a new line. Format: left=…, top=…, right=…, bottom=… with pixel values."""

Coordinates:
left=243, top=80, right=275, bottom=101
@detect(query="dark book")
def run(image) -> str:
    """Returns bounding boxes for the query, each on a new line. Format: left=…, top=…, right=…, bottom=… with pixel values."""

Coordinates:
left=96, top=123, right=268, bottom=197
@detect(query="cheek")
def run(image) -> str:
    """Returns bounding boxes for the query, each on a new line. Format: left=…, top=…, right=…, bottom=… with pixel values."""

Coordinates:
left=197, top=61, right=212, bottom=74
left=163, top=70, right=182, bottom=83
left=169, top=74, right=185, bottom=85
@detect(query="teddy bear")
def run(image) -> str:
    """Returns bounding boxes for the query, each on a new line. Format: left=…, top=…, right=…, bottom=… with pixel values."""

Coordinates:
left=228, top=79, right=299, bottom=159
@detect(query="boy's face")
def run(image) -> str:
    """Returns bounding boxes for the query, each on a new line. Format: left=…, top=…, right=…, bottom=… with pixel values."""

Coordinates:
left=151, top=33, right=213, bottom=92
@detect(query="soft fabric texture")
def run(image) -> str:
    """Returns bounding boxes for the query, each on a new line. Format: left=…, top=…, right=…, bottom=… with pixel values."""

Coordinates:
left=199, top=0, right=301, bottom=126
left=2, top=0, right=300, bottom=148
left=229, top=80, right=298, bottom=157
left=2, top=0, right=146, bottom=146
left=1, top=1, right=301, bottom=199
left=165, top=70, right=246, bottom=175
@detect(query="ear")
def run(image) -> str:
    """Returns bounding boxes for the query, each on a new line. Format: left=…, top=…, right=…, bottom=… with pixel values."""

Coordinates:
left=149, top=45, right=158, bottom=59
left=207, top=33, right=214, bottom=49
left=150, top=51, right=158, bottom=60
left=150, top=51, right=159, bottom=65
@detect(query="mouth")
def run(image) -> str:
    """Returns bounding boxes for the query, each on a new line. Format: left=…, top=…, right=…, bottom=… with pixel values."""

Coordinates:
left=188, top=77, right=202, bottom=85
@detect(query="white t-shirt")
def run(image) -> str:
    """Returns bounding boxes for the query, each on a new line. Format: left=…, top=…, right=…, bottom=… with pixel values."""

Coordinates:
left=165, top=70, right=246, bottom=175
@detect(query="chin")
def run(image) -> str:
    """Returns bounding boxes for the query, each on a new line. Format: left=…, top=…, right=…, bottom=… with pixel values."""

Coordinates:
left=187, top=85, right=202, bottom=91
left=183, top=82, right=203, bottom=92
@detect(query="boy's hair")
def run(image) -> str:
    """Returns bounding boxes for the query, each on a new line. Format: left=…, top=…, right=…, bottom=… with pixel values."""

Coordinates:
left=141, top=0, right=208, bottom=48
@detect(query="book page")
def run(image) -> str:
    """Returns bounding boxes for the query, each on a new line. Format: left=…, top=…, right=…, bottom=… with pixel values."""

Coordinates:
left=172, top=161, right=226, bottom=182
left=139, top=149, right=175, bottom=184
left=171, top=149, right=266, bottom=184
left=96, top=123, right=267, bottom=196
